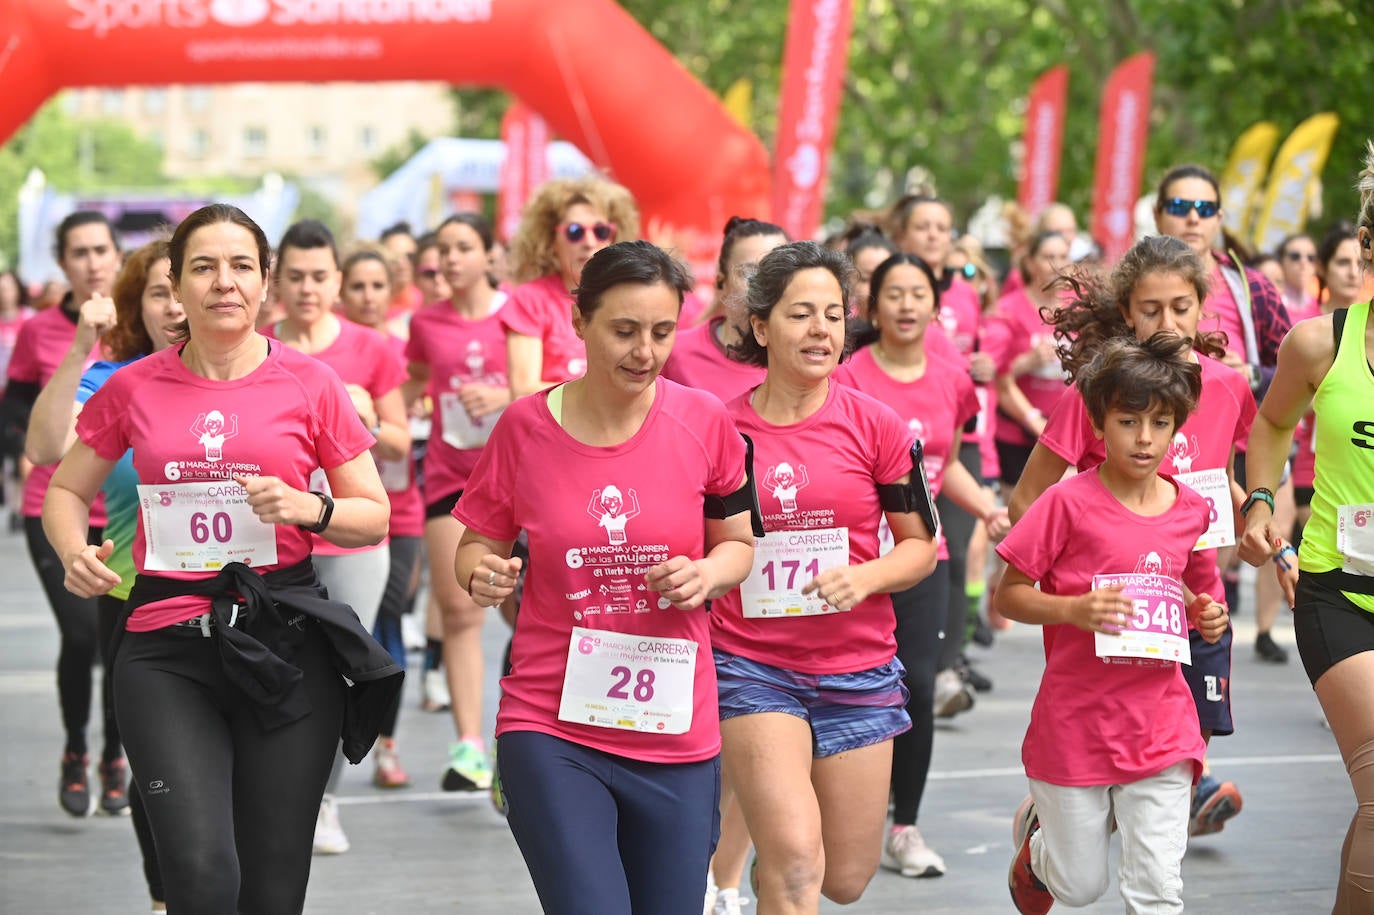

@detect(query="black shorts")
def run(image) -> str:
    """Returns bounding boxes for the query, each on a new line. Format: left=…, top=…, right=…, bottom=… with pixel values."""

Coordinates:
left=995, top=440, right=1035, bottom=488
left=1182, top=624, right=1234, bottom=736
left=1294, top=486, right=1315, bottom=508
left=425, top=490, right=462, bottom=520
left=1294, top=573, right=1374, bottom=687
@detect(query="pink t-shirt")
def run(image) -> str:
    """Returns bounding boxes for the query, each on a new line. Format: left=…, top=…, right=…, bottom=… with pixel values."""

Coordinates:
left=500, top=274, right=585, bottom=384
left=76, top=343, right=375, bottom=630
left=711, top=381, right=914, bottom=674
left=994, top=288, right=1071, bottom=448
left=977, top=317, right=1012, bottom=481
left=454, top=378, right=747, bottom=764
left=1201, top=265, right=1247, bottom=363
left=996, top=470, right=1208, bottom=786
left=0, top=307, right=34, bottom=389
left=660, top=317, right=766, bottom=404
left=268, top=319, right=407, bottom=556
left=405, top=295, right=510, bottom=505
left=9, top=302, right=106, bottom=523
left=378, top=332, right=424, bottom=539
left=836, top=348, right=978, bottom=560
left=936, top=276, right=982, bottom=358
left=1293, top=412, right=1317, bottom=489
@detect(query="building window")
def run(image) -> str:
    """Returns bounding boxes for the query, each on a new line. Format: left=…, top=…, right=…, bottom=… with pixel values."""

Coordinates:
left=243, top=126, right=267, bottom=158
left=359, top=126, right=377, bottom=154
left=147, top=130, right=165, bottom=151
left=100, top=90, right=124, bottom=116
left=307, top=125, right=327, bottom=156
left=142, top=89, right=167, bottom=116
left=186, top=87, right=212, bottom=113
left=188, top=128, right=210, bottom=159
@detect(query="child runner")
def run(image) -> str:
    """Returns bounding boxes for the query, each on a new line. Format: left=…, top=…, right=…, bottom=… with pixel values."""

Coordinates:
left=1008, top=235, right=1254, bottom=838
left=997, top=332, right=1229, bottom=914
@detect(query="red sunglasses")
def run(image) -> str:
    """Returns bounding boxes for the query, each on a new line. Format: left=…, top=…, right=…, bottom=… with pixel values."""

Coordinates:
left=560, top=221, right=616, bottom=244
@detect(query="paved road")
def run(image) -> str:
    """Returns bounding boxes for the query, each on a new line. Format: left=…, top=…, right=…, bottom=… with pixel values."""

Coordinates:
left=0, top=519, right=1345, bottom=913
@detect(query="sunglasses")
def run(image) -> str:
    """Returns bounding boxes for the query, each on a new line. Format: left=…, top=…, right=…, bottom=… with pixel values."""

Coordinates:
left=560, top=222, right=616, bottom=244
left=1162, top=198, right=1220, bottom=219
left=1284, top=251, right=1316, bottom=263
left=417, top=268, right=440, bottom=279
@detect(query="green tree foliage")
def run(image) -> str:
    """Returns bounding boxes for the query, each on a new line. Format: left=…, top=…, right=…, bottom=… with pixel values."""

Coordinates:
left=0, top=103, right=166, bottom=269
left=617, top=0, right=1368, bottom=246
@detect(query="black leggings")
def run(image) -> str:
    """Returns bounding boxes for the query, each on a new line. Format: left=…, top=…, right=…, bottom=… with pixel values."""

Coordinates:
left=375, top=534, right=423, bottom=736
left=936, top=441, right=981, bottom=672
left=25, top=516, right=115, bottom=758
left=891, top=560, right=950, bottom=826
left=114, top=622, right=343, bottom=915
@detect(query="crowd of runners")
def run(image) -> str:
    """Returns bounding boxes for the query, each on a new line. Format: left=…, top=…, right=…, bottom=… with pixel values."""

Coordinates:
left=4, top=141, right=1374, bottom=915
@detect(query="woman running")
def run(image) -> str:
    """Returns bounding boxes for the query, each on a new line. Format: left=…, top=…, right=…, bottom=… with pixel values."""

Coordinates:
left=712, top=241, right=938, bottom=912
left=454, top=240, right=754, bottom=914
left=43, top=203, right=400, bottom=915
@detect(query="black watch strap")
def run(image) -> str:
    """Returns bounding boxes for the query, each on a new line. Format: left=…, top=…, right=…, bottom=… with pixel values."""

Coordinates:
left=299, top=490, right=335, bottom=534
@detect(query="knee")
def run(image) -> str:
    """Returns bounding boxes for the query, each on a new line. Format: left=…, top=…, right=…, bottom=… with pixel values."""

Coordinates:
left=757, top=845, right=824, bottom=906
left=438, top=598, right=484, bottom=635
left=821, top=862, right=877, bottom=905
left=1046, top=873, right=1110, bottom=907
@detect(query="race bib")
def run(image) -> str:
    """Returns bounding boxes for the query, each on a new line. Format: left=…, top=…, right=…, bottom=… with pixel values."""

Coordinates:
left=138, top=481, right=278, bottom=572
left=740, top=527, right=850, bottom=618
left=557, top=627, right=696, bottom=734
left=376, top=456, right=410, bottom=493
left=307, top=466, right=332, bottom=497
left=1175, top=468, right=1234, bottom=550
left=1337, top=504, right=1374, bottom=578
left=439, top=391, right=501, bottom=450
left=1091, top=573, right=1191, bottom=665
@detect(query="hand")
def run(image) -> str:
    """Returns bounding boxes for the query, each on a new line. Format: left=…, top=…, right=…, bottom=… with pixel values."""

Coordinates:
left=345, top=384, right=378, bottom=430
left=1272, top=545, right=1299, bottom=608
left=968, top=352, right=996, bottom=384
left=62, top=539, right=121, bottom=598
left=1237, top=514, right=1282, bottom=567
left=1220, top=350, right=1247, bottom=373
left=457, top=382, right=509, bottom=420
left=234, top=474, right=315, bottom=527
left=983, top=506, right=1011, bottom=542
left=645, top=556, right=712, bottom=610
left=74, top=294, right=117, bottom=354
left=1187, top=591, right=1230, bottom=644
left=467, top=554, right=523, bottom=608
left=1033, top=336, right=1058, bottom=367
left=801, top=565, right=870, bottom=613
left=1070, top=584, right=1132, bottom=635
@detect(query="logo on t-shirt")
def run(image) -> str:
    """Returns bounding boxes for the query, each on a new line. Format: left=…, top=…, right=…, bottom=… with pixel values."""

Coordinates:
left=1133, top=551, right=1174, bottom=577
left=191, top=410, right=240, bottom=463
left=907, top=417, right=926, bottom=443
left=587, top=484, right=641, bottom=545
left=464, top=340, right=487, bottom=378
left=762, top=461, right=809, bottom=514
left=1165, top=433, right=1200, bottom=474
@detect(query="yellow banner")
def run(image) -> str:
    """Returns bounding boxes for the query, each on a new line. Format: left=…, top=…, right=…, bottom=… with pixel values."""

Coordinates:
left=1251, top=113, right=1340, bottom=252
left=1219, top=122, right=1280, bottom=246
left=722, top=79, right=753, bottom=130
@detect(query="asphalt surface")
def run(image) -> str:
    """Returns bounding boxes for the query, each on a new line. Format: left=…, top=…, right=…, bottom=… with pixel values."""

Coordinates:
left=0, top=518, right=1346, bottom=914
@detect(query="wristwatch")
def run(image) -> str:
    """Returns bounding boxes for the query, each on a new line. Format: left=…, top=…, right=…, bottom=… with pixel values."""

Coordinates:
left=299, top=490, right=335, bottom=534
left=1240, top=487, right=1275, bottom=517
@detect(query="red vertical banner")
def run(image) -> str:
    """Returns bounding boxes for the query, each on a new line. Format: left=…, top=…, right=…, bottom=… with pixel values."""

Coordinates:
left=1090, top=52, right=1154, bottom=263
left=1017, top=65, right=1069, bottom=218
left=770, top=0, right=855, bottom=239
left=499, top=101, right=551, bottom=243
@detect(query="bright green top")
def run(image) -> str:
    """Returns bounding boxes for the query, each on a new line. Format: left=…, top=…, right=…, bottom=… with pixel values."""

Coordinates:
left=1300, top=300, right=1374, bottom=613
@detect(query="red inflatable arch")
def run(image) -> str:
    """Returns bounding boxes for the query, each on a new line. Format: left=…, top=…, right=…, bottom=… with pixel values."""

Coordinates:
left=0, top=0, right=770, bottom=239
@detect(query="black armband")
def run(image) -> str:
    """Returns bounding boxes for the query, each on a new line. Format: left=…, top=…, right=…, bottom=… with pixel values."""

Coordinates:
left=876, top=441, right=940, bottom=538
left=704, top=433, right=766, bottom=538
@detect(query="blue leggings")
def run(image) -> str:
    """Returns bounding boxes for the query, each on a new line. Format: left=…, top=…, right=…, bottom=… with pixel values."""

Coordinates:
left=499, top=730, right=720, bottom=915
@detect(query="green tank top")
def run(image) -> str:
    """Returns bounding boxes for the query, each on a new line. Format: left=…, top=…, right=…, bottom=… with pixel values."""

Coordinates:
left=1300, top=300, right=1374, bottom=612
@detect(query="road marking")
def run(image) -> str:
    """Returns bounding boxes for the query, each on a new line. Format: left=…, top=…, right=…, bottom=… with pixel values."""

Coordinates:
left=335, top=791, right=487, bottom=806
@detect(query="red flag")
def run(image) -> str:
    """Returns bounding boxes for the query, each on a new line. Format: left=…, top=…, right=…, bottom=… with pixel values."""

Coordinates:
left=499, top=101, right=551, bottom=243
left=1090, top=52, right=1154, bottom=263
left=770, top=0, right=855, bottom=239
left=1017, top=66, right=1069, bottom=218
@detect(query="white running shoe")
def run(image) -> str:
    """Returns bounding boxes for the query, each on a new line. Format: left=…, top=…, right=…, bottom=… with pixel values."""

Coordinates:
left=712, top=886, right=749, bottom=914
left=313, top=795, right=350, bottom=855
left=421, top=669, right=451, bottom=712
left=703, top=874, right=717, bottom=915
left=933, top=668, right=974, bottom=719
left=881, top=824, right=946, bottom=878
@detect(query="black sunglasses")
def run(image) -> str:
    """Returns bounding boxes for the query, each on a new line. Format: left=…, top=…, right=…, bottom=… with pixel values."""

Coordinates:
left=1284, top=251, right=1316, bottom=263
left=560, top=222, right=616, bottom=244
left=1162, top=198, right=1219, bottom=219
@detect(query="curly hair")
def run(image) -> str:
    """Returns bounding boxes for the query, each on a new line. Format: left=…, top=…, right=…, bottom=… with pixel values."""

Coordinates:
left=508, top=177, right=641, bottom=283
left=1078, top=332, right=1202, bottom=432
left=1051, top=234, right=1225, bottom=382
left=107, top=238, right=170, bottom=362
left=1357, top=139, right=1374, bottom=249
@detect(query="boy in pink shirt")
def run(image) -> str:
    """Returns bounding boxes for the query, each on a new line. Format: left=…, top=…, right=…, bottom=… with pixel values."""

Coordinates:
left=996, top=333, right=1228, bottom=914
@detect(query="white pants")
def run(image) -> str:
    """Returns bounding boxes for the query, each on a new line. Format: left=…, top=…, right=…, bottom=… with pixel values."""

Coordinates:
left=1029, top=761, right=1193, bottom=913
left=314, top=545, right=389, bottom=635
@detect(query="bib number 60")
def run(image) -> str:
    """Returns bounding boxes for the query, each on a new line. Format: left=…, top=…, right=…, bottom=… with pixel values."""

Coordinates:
left=190, top=511, right=233, bottom=544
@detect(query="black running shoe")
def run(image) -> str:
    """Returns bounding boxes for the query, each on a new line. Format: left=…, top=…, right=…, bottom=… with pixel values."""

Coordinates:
left=99, top=757, right=130, bottom=815
left=59, top=752, right=90, bottom=817
left=1256, top=631, right=1289, bottom=664
left=959, top=657, right=994, bottom=693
